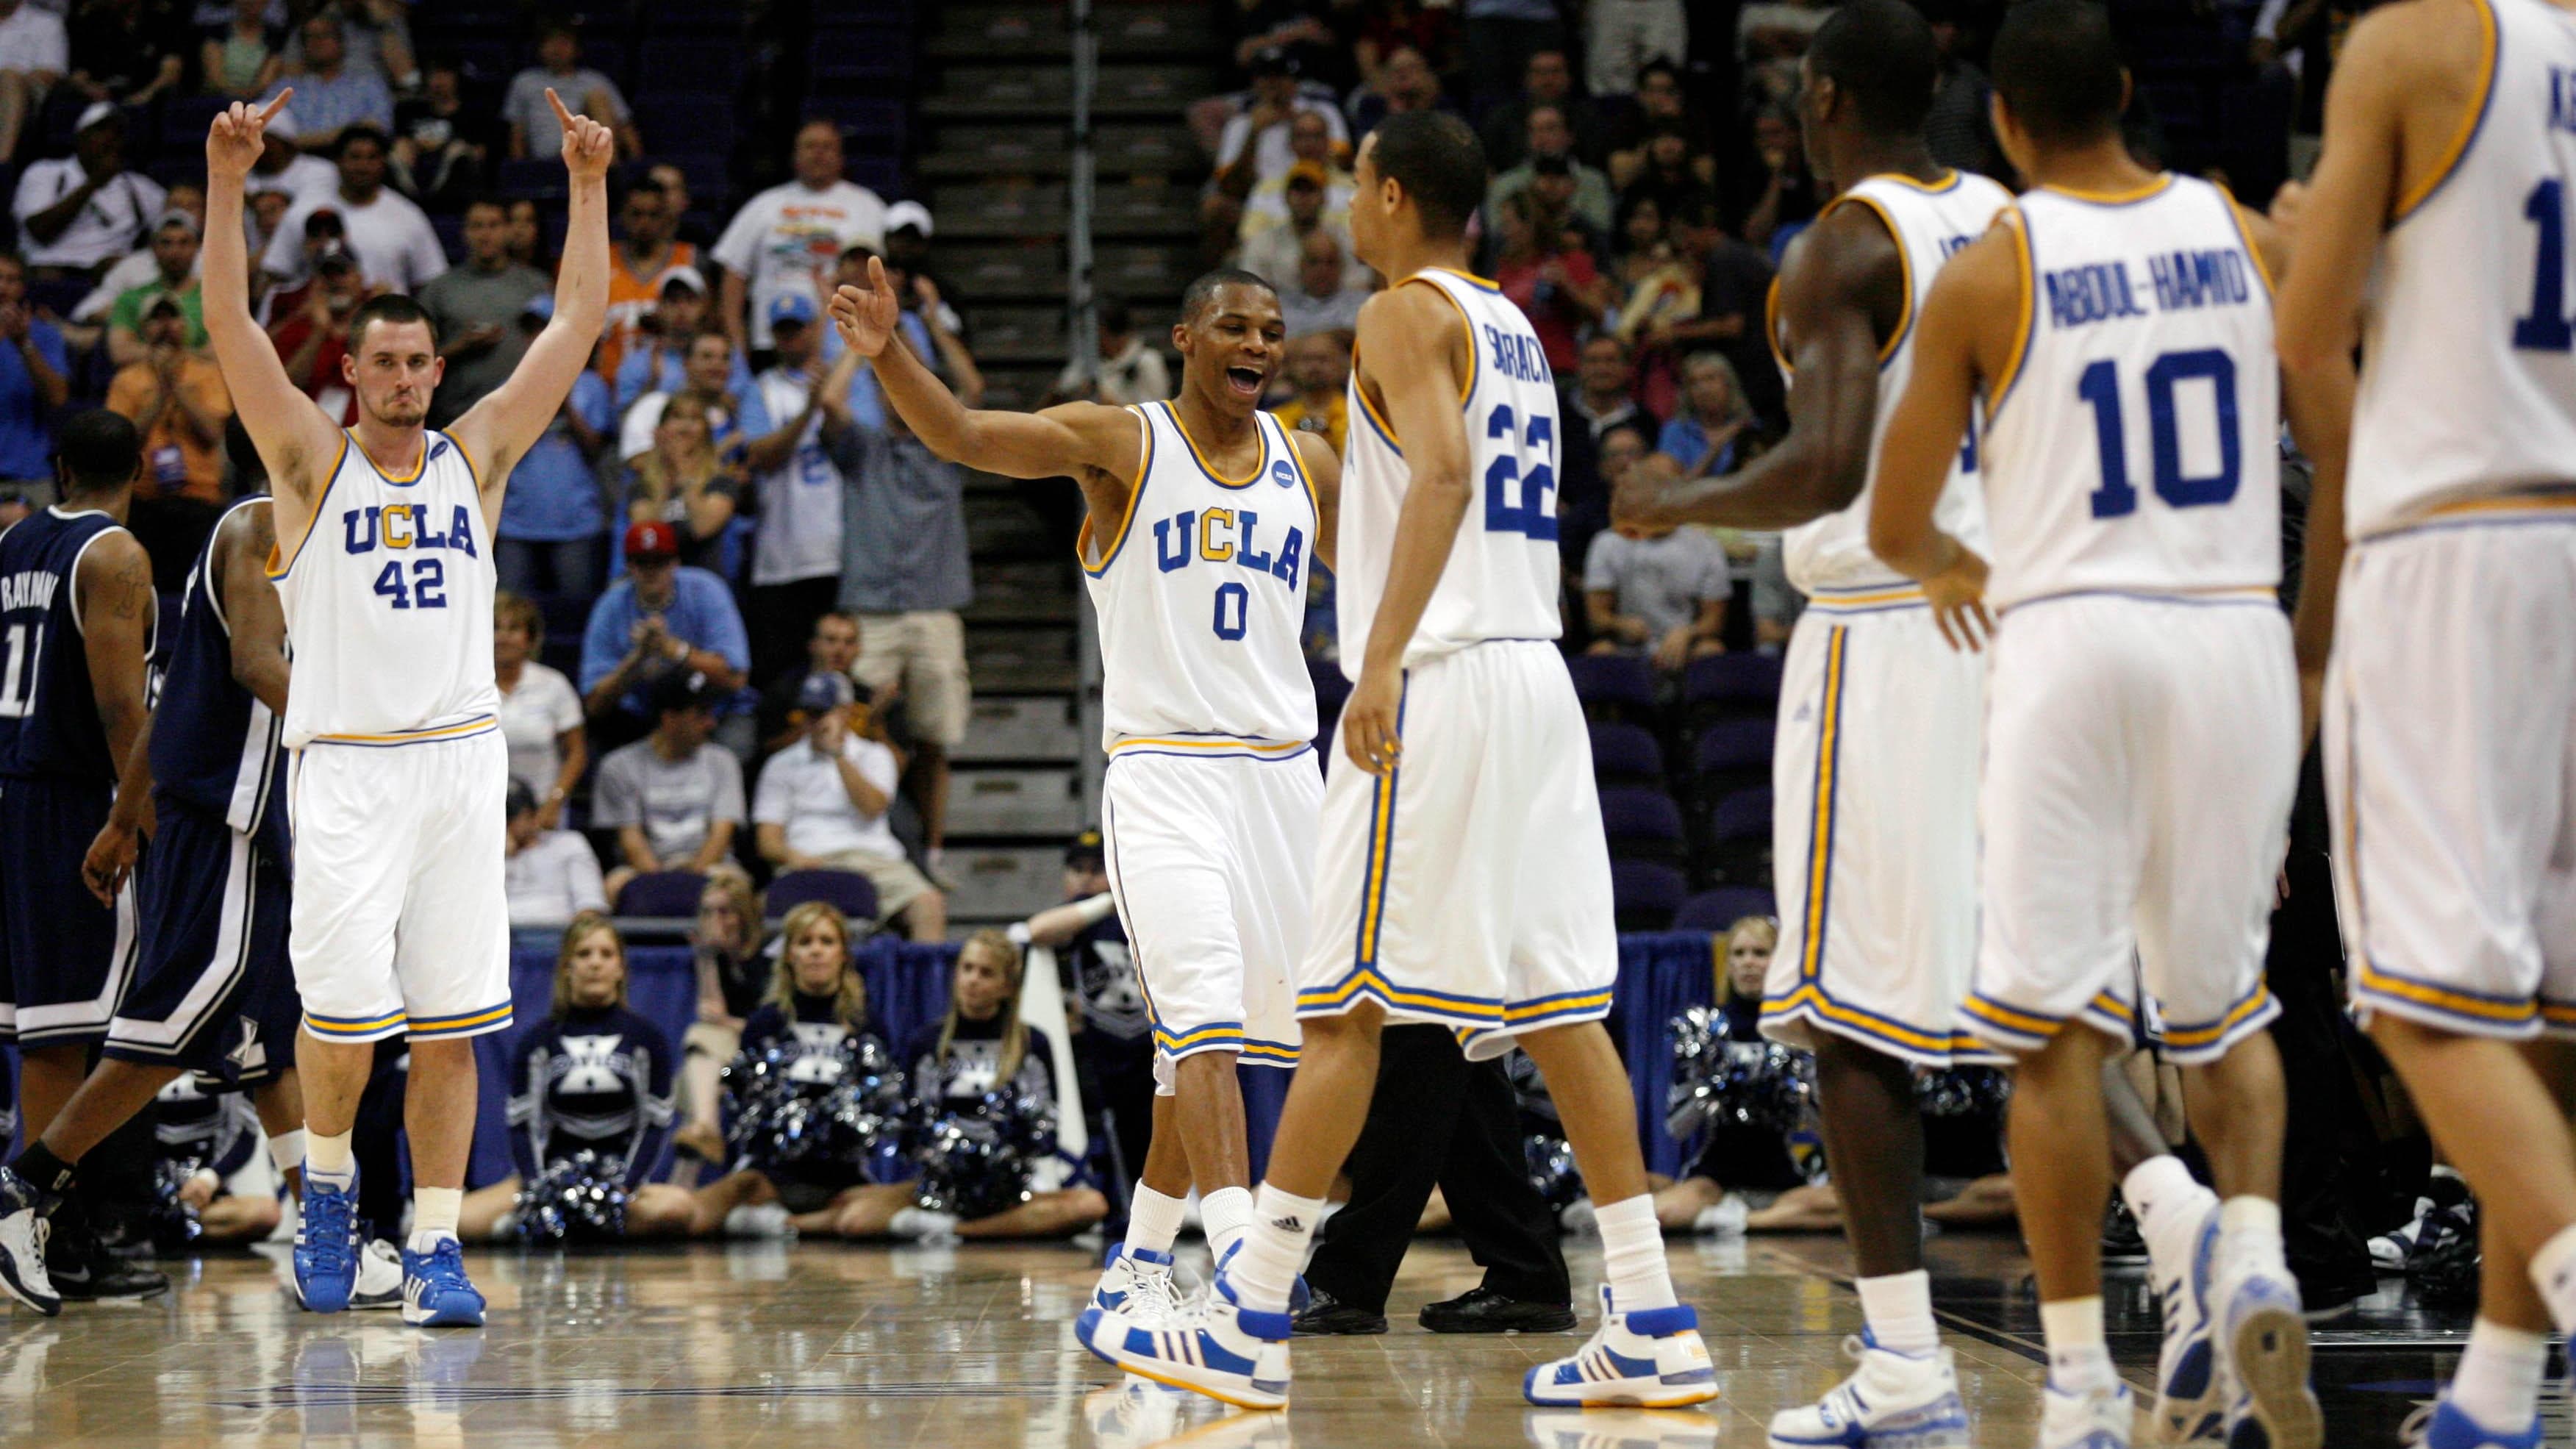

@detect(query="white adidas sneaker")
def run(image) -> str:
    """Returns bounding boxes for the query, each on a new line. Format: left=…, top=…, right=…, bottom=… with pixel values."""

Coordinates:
left=1523, top=1287, right=1719, bottom=1409
left=1766, top=1331, right=1967, bottom=1448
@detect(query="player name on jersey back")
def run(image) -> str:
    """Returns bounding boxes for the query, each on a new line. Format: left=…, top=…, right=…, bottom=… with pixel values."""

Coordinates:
left=2347, top=0, right=2576, bottom=536
left=1980, top=176, right=2281, bottom=612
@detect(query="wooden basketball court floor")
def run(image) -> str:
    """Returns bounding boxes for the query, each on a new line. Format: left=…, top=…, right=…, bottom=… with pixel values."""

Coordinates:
left=0, top=1230, right=2514, bottom=1447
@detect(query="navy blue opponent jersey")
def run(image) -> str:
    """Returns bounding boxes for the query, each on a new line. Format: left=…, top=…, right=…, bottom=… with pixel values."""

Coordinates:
left=151, top=498, right=290, bottom=856
left=0, top=506, right=150, bottom=781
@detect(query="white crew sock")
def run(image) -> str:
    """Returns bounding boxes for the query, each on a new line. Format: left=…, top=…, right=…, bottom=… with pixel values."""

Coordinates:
left=2450, top=1317, right=2548, bottom=1434
left=1201, top=1185, right=1254, bottom=1263
left=1123, top=1184, right=1188, bottom=1259
left=1228, top=1184, right=1325, bottom=1316
left=304, top=1130, right=354, bottom=1191
left=2122, top=1154, right=2217, bottom=1289
left=1594, top=1194, right=1680, bottom=1312
left=1855, top=1270, right=1939, bottom=1357
left=408, top=1187, right=461, bottom=1253
left=2039, top=1297, right=2117, bottom=1395
left=266, top=1130, right=306, bottom=1180
left=2217, top=1194, right=2285, bottom=1274
left=2532, top=1225, right=2576, bottom=1336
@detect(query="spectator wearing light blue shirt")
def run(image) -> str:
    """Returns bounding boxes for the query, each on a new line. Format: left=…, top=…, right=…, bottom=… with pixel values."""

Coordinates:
left=0, top=251, right=68, bottom=486
left=496, top=296, right=613, bottom=598
left=263, top=15, right=391, bottom=154
left=611, top=266, right=755, bottom=411
left=1653, top=351, right=1753, bottom=479
left=615, top=328, right=770, bottom=462
left=581, top=520, right=754, bottom=754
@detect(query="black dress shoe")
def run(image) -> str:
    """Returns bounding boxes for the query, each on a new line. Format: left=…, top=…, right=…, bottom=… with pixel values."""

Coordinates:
left=1292, top=1288, right=1387, bottom=1336
left=1417, top=1285, right=1576, bottom=1334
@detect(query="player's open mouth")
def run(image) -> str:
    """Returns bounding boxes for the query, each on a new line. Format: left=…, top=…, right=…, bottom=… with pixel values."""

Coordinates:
left=1225, top=366, right=1264, bottom=398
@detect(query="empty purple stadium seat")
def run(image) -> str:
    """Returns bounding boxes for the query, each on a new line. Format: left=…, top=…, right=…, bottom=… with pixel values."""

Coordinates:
left=1681, top=652, right=1782, bottom=719
left=1690, top=719, right=1773, bottom=775
left=615, top=870, right=706, bottom=918
left=1598, top=787, right=1686, bottom=864
left=1611, top=861, right=1689, bottom=932
left=1675, top=886, right=1776, bottom=933
left=765, top=868, right=881, bottom=926
left=1703, top=787, right=1772, bottom=845
left=1566, top=654, right=1656, bottom=717
left=1587, top=723, right=1664, bottom=786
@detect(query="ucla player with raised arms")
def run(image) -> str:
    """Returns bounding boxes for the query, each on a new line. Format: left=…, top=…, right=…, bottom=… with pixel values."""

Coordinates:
left=196, top=88, right=613, bottom=1328
left=1867, top=6, right=2355, bottom=1446
left=1617, top=7, right=2005, bottom=1439
left=0, top=412, right=162, bottom=1313
left=2276, top=0, right=2576, bottom=1444
left=0, top=489, right=399, bottom=1315
left=827, top=258, right=1339, bottom=1325
left=1078, top=110, right=1717, bottom=1413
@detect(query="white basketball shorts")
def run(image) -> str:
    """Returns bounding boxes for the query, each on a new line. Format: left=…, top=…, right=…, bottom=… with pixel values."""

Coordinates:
left=289, top=727, right=513, bottom=1044
left=2328, top=517, right=2576, bottom=1039
left=1298, top=640, right=1617, bottom=1062
left=1762, top=595, right=1993, bottom=1067
left=1963, top=595, right=2297, bottom=1066
left=1099, top=740, right=1320, bottom=1090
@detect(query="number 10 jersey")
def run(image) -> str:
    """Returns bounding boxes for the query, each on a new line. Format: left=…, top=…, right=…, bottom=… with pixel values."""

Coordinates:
left=1336, top=268, right=1563, bottom=674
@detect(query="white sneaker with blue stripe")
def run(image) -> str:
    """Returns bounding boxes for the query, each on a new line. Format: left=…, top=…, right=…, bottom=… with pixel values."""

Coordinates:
left=1214, top=1239, right=1310, bottom=1314
left=1093, top=1243, right=1187, bottom=1326
left=2151, top=1206, right=2223, bottom=1442
left=400, top=1238, right=487, bottom=1328
left=1765, top=1331, right=1967, bottom=1447
left=2036, top=1380, right=2133, bottom=1449
left=1076, top=1267, right=1294, bottom=1410
left=1523, top=1287, right=1718, bottom=1409
left=2214, top=1259, right=2319, bottom=1449
left=2400, top=1398, right=2544, bottom=1449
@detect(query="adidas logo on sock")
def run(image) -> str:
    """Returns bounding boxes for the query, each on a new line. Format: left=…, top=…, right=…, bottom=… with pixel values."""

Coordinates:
left=1270, top=1216, right=1303, bottom=1232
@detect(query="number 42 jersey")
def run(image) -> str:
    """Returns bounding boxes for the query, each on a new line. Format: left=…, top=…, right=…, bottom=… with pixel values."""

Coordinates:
left=266, top=429, right=500, bottom=749
left=1337, top=267, right=1564, bottom=673
left=1980, top=176, right=2280, bottom=609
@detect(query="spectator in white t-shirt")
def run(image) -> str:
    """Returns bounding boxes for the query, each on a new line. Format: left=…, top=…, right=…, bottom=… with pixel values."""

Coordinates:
left=494, top=591, right=587, bottom=828
left=15, top=104, right=164, bottom=275
left=260, top=124, right=446, bottom=294
left=743, top=292, right=867, bottom=685
left=0, top=0, right=66, bottom=165
left=711, top=118, right=886, bottom=357
left=754, top=674, right=946, bottom=941
left=1583, top=518, right=1731, bottom=671
left=503, top=21, right=640, bottom=161
left=504, top=780, right=607, bottom=931
left=1214, top=49, right=1350, bottom=188
left=241, top=105, right=338, bottom=210
left=593, top=670, right=748, bottom=902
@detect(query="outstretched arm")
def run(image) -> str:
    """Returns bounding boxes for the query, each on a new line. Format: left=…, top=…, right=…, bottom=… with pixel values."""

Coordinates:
left=454, top=91, right=615, bottom=516
left=829, top=257, right=1140, bottom=484
left=1337, top=283, right=1475, bottom=777
left=202, top=92, right=342, bottom=520
left=1620, top=204, right=1894, bottom=531
left=1870, top=225, right=2022, bottom=651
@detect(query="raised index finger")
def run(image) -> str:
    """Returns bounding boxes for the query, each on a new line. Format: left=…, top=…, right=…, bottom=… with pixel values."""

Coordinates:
left=545, top=86, right=577, bottom=129
left=257, top=87, right=294, bottom=122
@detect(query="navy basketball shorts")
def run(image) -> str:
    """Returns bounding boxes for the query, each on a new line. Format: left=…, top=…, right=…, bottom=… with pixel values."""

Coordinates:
left=104, top=795, right=298, bottom=1086
left=0, top=774, right=137, bottom=1048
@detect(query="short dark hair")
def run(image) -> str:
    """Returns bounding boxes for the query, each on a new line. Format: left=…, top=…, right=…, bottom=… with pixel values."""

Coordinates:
left=623, top=174, right=668, bottom=204
left=1636, top=58, right=1681, bottom=90
left=56, top=410, right=140, bottom=493
left=1991, top=0, right=2127, bottom=149
left=464, top=194, right=507, bottom=220
left=348, top=293, right=440, bottom=352
left=1366, top=110, right=1486, bottom=240
left=334, top=124, right=391, bottom=159
left=1807, top=0, right=1940, bottom=137
left=1097, top=296, right=1132, bottom=334
left=1180, top=268, right=1278, bottom=325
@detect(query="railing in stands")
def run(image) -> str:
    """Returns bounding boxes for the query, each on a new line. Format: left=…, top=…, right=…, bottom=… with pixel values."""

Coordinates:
left=1068, top=0, right=1107, bottom=826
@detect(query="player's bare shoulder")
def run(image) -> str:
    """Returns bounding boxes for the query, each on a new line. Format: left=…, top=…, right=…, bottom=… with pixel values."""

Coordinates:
left=1778, top=196, right=1910, bottom=333
left=1352, top=280, right=1470, bottom=398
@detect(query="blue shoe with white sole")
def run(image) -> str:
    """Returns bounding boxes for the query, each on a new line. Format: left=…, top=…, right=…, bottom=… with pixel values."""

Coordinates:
left=399, top=1239, right=486, bottom=1328
left=2400, top=1398, right=2543, bottom=1449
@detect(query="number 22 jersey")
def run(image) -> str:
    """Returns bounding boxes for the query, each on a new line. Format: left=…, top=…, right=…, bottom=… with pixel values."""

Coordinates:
left=266, top=430, right=499, bottom=748
left=1337, top=268, right=1563, bottom=673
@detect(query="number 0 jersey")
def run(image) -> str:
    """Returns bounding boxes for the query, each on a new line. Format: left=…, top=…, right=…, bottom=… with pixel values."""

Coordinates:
left=2347, top=0, right=2576, bottom=537
left=1338, top=268, right=1563, bottom=674
left=267, top=430, right=499, bottom=749
left=1774, top=169, right=2013, bottom=595
left=1980, top=176, right=2281, bottom=611
left=1081, top=401, right=1320, bottom=754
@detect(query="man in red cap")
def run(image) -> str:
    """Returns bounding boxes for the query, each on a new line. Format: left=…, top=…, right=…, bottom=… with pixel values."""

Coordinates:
left=577, top=518, right=751, bottom=751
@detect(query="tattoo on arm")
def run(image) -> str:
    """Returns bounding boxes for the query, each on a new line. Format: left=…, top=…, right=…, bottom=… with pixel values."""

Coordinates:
left=110, top=553, right=150, bottom=619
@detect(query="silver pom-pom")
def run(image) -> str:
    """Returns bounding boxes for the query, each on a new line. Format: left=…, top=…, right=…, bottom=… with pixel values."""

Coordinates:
left=514, top=1150, right=630, bottom=1243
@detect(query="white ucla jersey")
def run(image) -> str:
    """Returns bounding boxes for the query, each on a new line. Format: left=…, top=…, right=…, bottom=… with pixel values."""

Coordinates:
left=1337, top=268, right=1562, bottom=674
left=1980, top=176, right=2281, bottom=610
left=267, top=429, right=499, bottom=748
left=1081, top=401, right=1320, bottom=755
left=1780, top=169, right=2012, bottom=595
left=2349, top=0, right=2576, bottom=537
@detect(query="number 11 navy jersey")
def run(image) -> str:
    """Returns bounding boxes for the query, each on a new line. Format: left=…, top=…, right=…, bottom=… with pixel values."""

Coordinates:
left=1337, top=267, right=1564, bottom=674
left=0, top=506, right=150, bottom=782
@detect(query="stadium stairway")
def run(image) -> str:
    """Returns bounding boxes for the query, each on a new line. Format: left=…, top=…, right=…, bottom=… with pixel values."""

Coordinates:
left=913, top=4, right=1213, bottom=928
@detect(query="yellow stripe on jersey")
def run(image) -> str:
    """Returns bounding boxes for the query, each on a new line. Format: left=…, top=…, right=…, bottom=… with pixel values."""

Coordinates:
left=1078, top=405, right=1156, bottom=576
left=1162, top=401, right=1264, bottom=488
left=1400, top=275, right=1479, bottom=405
left=2213, top=182, right=2276, bottom=296
left=1274, top=414, right=1322, bottom=520
left=1817, top=192, right=1912, bottom=365
left=350, top=428, right=429, bottom=484
left=1797, top=626, right=1848, bottom=984
left=1872, top=169, right=1962, bottom=195
left=1351, top=353, right=1403, bottom=452
left=266, top=434, right=350, bottom=581
left=310, top=714, right=499, bottom=747
left=2042, top=175, right=2175, bottom=206
left=444, top=430, right=484, bottom=494
left=1106, top=736, right=1310, bottom=758
left=1989, top=207, right=2039, bottom=413
left=2391, top=0, right=2499, bottom=224
left=1765, top=275, right=1790, bottom=377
